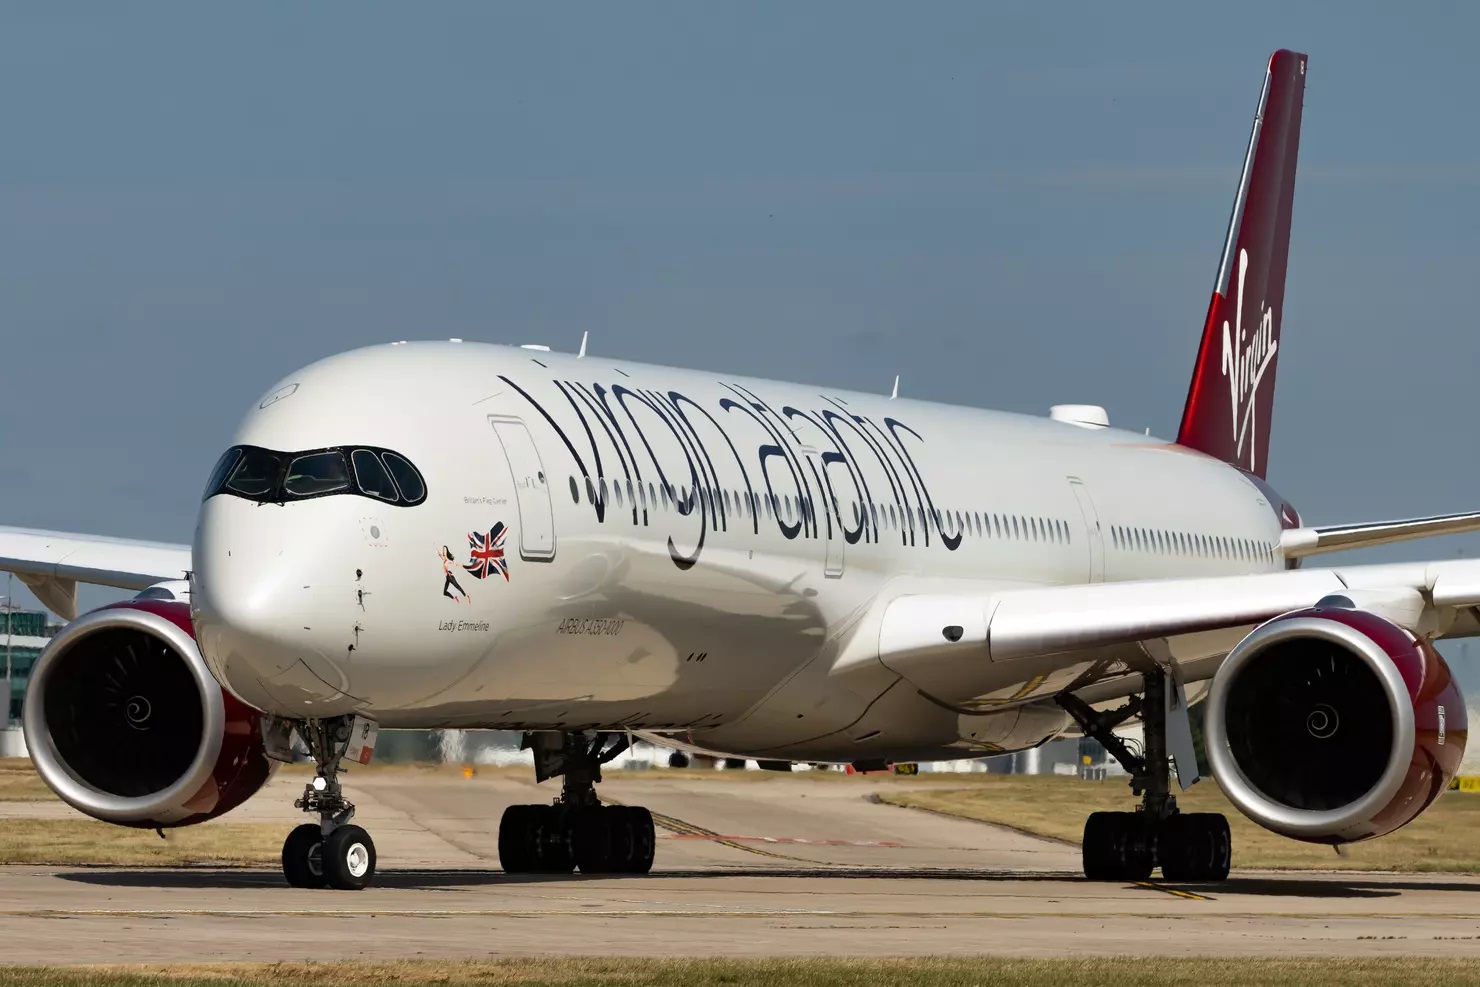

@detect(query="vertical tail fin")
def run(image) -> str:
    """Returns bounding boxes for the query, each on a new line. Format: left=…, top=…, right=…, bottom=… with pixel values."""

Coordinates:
left=1177, top=50, right=1306, bottom=478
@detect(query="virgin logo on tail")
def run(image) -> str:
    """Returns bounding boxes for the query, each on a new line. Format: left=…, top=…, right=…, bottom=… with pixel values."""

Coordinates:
left=1220, top=249, right=1278, bottom=474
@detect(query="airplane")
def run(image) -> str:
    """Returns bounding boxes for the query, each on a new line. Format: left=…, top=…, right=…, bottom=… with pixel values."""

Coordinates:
left=2, top=49, right=1475, bottom=891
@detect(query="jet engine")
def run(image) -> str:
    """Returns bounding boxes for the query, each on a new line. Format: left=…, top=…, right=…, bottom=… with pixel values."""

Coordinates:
left=22, top=599, right=275, bottom=827
left=1204, top=605, right=1466, bottom=844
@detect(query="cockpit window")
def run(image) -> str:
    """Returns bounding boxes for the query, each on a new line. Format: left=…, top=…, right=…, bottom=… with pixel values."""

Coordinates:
left=203, top=444, right=427, bottom=507
left=284, top=451, right=351, bottom=497
left=225, top=448, right=285, bottom=497
left=381, top=452, right=425, bottom=503
left=351, top=449, right=398, bottom=502
left=203, top=449, right=242, bottom=500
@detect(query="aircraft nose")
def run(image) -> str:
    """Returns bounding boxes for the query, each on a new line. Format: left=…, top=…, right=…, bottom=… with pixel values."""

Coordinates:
left=191, top=497, right=360, bottom=715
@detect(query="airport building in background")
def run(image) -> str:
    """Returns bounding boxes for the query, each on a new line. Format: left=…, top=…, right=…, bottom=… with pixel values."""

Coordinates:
left=1, top=605, right=58, bottom=756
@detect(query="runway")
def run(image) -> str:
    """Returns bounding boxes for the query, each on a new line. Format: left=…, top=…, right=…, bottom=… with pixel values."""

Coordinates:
left=4, top=770, right=1480, bottom=962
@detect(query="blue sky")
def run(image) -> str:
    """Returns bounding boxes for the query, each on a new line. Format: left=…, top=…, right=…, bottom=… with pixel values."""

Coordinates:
left=2, top=4, right=1478, bottom=663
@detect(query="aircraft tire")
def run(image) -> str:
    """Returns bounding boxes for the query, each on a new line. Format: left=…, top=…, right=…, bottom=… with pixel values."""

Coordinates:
left=282, top=823, right=326, bottom=889
left=626, top=806, right=656, bottom=874
left=574, top=806, right=615, bottom=874
left=1159, top=813, right=1231, bottom=882
left=537, top=805, right=575, bottom=874
left=499, top=804, right=539, bottom=873
left=1082, top=811, right=1152, bottom=881
left=322, top=824, right=377, bottom=891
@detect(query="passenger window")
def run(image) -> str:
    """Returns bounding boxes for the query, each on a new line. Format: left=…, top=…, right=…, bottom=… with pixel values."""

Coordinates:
left=352, top=449, right=399, bottom=502
left=381, top=453, right=426, bottom=503
left=284, top=451, right=350, bottom=498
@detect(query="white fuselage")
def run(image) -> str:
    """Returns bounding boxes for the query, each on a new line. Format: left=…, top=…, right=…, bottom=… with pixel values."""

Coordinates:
left=190, top=341, right=1288, bottom=762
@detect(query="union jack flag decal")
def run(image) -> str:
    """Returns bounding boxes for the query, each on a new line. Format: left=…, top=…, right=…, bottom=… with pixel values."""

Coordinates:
left=463, top=522, right=510, bottom=581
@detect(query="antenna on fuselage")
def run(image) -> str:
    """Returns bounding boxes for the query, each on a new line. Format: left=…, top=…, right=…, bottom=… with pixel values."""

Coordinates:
left=578, top=331, right=588, bottom=358
left=889, top=375, right=900, bottom=400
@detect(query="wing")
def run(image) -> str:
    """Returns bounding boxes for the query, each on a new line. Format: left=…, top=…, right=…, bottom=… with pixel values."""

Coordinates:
left=0, top=526, right=191, bottom=620
left=1281, top=510, right=1480, bottom=559
left=851, top=557, right=1480, bottom=712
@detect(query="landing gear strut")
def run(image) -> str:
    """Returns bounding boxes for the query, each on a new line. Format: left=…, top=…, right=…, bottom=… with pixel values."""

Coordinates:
left=280, top=715, right=379, bottom=891
left=1058, top=667, right=1231, bottom=883
left=498, top=731, right=657, bottom=875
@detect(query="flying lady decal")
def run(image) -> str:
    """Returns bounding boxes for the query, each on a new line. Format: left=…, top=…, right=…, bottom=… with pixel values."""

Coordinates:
left=438, top=544, right=471, bottom=603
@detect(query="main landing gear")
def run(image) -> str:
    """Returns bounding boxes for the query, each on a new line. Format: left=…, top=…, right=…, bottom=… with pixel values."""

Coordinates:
left=498, top=731, right=657, bottom=875
left=279, top=715, right=380, bottom=891
left=1058, top=666, right=1232, bottom=884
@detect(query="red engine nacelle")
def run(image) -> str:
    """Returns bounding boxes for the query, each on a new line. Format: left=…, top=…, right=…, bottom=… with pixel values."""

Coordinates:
left=1205, top=605, right=1466, bottom=844
left=22, top=599, right=275, bottom=827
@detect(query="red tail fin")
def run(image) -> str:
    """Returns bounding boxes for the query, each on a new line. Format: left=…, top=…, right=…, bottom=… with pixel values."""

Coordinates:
left=1177, top=50, right=1306, bottom=478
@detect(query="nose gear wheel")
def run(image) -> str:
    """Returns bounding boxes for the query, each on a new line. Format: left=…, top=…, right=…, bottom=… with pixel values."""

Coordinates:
left=277, top=716, right=379, bottom=890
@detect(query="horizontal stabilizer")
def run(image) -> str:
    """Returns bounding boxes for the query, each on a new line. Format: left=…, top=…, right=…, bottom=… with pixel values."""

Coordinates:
left=1280, top=511, right=1480, bottom=560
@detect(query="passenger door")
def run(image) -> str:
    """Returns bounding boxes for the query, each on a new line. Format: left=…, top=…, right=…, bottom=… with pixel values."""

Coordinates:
left=490, top=417, right=556, bottom=561
left=1068, top=477, right=1104, bottom=583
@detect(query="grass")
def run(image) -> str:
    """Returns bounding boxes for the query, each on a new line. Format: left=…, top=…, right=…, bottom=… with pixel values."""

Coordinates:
left=0, top=820, right=283, bottom=866
left=0, top=959, right=1476, bottom=987
left=0, top=760, right=55, bottom=801
left=877, top=773, right=1480, bottom=872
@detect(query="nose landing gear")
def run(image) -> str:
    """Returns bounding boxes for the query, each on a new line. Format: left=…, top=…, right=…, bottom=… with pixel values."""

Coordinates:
left=497, top=731, right=657, bottom=875
left=280, top=715, right=379, bottom=890
left=1059, top=666, right=1232, bottom=884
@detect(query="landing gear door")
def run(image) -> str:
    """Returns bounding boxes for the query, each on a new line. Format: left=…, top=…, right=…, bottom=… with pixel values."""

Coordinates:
left=1067, top=477, right=1104, bottom=583
left=490, top=417, right=556, bottom=561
